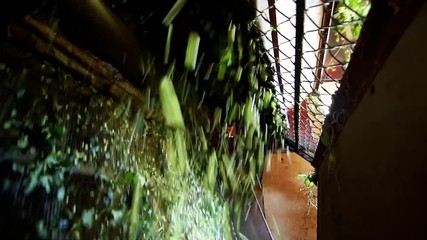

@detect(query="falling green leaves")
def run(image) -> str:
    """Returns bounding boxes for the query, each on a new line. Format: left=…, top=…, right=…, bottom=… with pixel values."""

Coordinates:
left=185, top=32, right=201, bottom=71
left=57, top=186, right=65, bottom=202
left=0, top=1, right=290, bottom=238
left=17, top=135, right=28, bottom=149
left=164, top=24, right=174, bottom=65
left=129, top=174, right=143, bottom=240
left=205, top=151, right=218, bottom=191
left=82, top=209, right=94, bottom=229
left=159, top=75, right=184, bottom=129
left=212, top=107, right=222, bottom=131
left=163, top=0, right=188, bottom=26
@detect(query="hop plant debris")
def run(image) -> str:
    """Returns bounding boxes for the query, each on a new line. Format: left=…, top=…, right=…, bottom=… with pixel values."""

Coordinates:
left=0, top=0, right=287, bottom=239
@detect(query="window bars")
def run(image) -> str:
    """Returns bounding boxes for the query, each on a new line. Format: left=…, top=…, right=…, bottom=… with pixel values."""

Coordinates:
left=253, top=0, right=370, bottom=160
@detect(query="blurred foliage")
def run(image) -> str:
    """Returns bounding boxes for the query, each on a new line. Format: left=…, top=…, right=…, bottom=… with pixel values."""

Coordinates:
left=0, top=0, right=285, bottom=239
left=296, top=172, right=317, bottom=211
left=334, top=0, right=371, bottom=42
left=332, top=0, right=371, bottom=65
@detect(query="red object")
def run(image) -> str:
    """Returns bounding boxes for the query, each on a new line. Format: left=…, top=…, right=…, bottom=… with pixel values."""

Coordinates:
left=225, top=125, right=237, bottom=138
left=287, top=100, right=312, bottom=146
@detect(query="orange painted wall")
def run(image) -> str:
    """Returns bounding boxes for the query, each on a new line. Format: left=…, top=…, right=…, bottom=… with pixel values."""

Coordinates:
left=262, top=152, right=317, bottom=240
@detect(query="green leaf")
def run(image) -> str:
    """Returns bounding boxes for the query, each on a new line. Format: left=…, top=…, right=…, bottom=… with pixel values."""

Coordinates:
left=353, top=24, right=362, bottom=38
left=37, top=221, right=48, bottom=239
left=217, top=63, right=227, bottom=81
left=228, top=23, right=236, bottom=44
left=162, top=0, right=187, bottom=26
left=197, top=127, right=208, bottom=151
left=174, top=129, right=187, bottom=173
left=111, top=209, right=124, bottom=224
left=263, top=90, right=272, bottom=109
left=206, top=151, right=218, bottom=191
left=17, top=135, right=28, bottom=149
left=228, top=103, right=239, bottom=124
left=16, top=89, right=26, bottom=99
left=40, top=175, right=52, bottom=193
left=212, top=108, right=222, bottom=131
left=296, top=174, right=308, bottom=180
left=234, top=66, right=243, bottom=82
left=185, top=32, right=201, bottom=71
left=164, top=24, right=174, bottom=65
left=159, top=75, right=185, bottom=129
left=57, top=186, right=65, bottom=202
left=121, top=172, right=136, bottom=185
left=238, top=232, right=249, bottom=240
left=82, top=209, right=94, bottom=228
left=24, top=176, right=38, bottom=195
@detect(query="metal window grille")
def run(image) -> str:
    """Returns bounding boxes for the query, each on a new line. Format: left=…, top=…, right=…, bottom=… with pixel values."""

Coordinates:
left=252, top=0, right=370, bottom=159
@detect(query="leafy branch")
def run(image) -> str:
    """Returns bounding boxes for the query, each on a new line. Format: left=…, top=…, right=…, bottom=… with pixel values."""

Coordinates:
left=334, top=0, right=371, bottom=42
